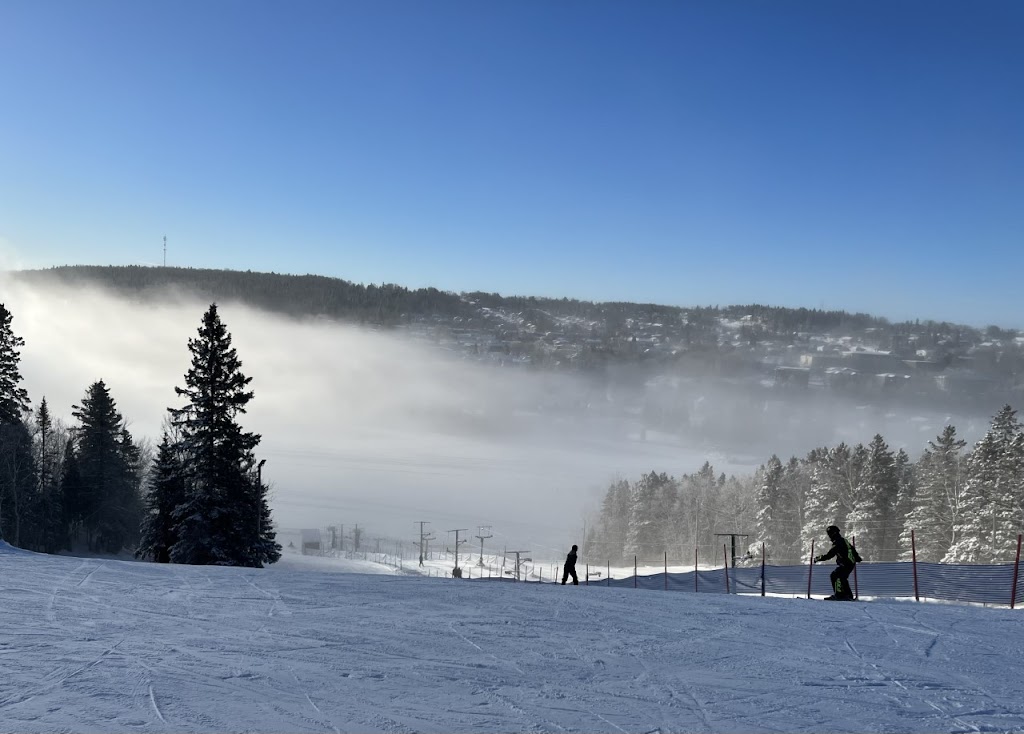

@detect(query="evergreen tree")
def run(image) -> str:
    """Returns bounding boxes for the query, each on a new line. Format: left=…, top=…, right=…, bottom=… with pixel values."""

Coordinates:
left=623, top=471, right=664, bottom=560
left=137, top=432, right=186, bottom=563
left=687, top=462, right=723, bottom=557
left=779, top=457, right=809, bottom=563
left=902, top=426, right=966, bottom=562
left=72, top=380, right=142, bottom=553
left=848, top=435, right=898, bottom=561
left=29, top=398, right=67, bottom=552
left=888, top=448, right=914, bottom=562
left=0, top=420, right=35, bottom=546
left=59, top=440, right=85, bottom=550
left=944, top=406, right=1023, bottom=563
left=752, top=456, right=785, bottom=560
left=169, top=304, right=280, bottom=567
left=595, top=479, right=631, bottom=561
left=0, top=303, right=30, bottom=424
left=801, top=445, right=862, bottom=558
left=0, top=303, right=34, bottom=545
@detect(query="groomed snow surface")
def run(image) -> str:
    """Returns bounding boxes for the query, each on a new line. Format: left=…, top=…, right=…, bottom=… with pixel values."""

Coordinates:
left=2, top=543, right=1023, bottom=733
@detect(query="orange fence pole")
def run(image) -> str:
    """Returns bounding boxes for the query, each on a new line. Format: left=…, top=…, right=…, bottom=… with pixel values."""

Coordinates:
left=807, top=539, right=815, bottom=599
left=1012, top=534, right=1022, bottom=609
left=852, top=535, right=859, bottom=600
left=911, top=529, right=920, bottom=602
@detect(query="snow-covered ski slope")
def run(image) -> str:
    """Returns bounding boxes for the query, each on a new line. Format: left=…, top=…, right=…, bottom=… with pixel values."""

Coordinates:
left=2, top=543, right=1023, bottom=733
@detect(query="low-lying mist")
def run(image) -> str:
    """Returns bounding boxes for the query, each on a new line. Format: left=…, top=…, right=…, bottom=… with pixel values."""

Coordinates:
left=1, top=273, right=993, bottom=559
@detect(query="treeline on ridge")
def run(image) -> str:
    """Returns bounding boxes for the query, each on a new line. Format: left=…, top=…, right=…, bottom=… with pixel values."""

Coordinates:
left=11, top=265, right=971, bottom=341
left=588, top=407, right=1024, bottom=567
left=0, top=299, right=280, bottom=567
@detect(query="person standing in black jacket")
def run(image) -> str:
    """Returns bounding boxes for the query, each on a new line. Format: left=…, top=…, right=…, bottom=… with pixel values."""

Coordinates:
left=561, top=544, right=579, bottom=585
left=814, top=525, right=862, bottom=600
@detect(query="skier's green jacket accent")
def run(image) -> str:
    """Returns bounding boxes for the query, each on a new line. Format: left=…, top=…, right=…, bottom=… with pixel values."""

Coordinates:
left=815, top=536, right=862, bottom=568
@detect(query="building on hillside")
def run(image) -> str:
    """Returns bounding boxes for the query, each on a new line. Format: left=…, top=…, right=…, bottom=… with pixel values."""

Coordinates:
left=774, top=366, right=811, bottom=388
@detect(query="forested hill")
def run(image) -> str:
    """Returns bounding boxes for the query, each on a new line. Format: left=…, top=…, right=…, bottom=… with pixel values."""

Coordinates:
left=9, top=265, right=469, bottom=325
left=9, top=265, right=907, bottom=337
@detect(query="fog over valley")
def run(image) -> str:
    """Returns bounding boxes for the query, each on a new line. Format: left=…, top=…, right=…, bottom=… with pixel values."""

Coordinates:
left=1, top=273, right=996, bottom=558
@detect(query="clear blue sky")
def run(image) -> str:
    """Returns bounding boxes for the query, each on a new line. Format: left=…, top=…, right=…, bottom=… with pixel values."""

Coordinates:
left=1, top=1, right=1022, bottom=327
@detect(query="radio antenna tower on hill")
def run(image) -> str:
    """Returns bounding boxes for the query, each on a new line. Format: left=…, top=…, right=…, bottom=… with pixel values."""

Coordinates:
left=163, top=235, right=167, bottom=267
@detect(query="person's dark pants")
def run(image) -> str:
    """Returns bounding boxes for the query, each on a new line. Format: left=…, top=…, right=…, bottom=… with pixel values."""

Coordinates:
left=562, top=565, right=578, bottom=585
left=831, top=565, right=854, bottom=599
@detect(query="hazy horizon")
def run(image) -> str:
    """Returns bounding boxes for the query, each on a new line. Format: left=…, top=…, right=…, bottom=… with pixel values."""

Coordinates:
left=1, top=272, right=998, bottom=555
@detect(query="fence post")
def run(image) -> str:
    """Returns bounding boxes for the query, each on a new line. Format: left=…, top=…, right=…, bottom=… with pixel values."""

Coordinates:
left=586, top=563, right=589, bottom=585
left=664, top=551, right=668, bottom=590
left=1012, top=534, right=1022, bottom=609
left=807, top=539, right=815, bottom=599
left=761, top=541, right=766, bottom=597
left=694, top=546, right=698, bottom=593
left=723, top=543, right=730, bottom=594
left=634, top=555, right=637, bottom=589
left=852, top=535, right=859, bottom=600
left=911, top=529, right=920, bottom=602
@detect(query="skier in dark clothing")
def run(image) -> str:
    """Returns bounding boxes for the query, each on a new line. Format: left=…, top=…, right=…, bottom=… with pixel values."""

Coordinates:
left=561, top=544, right=579, bottom=585
left=814, top=525, right=862, bottom=600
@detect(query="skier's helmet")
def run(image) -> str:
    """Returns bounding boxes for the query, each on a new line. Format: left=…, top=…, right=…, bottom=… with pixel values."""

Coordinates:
left=826, top=525, right=841, bottom=539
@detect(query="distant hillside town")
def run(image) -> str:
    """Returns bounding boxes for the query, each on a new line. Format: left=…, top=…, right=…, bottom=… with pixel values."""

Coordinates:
left=12, top=265, right=1022, bottom=424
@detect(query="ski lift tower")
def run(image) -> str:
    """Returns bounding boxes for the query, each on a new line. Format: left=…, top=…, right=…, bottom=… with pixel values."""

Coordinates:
left=715, top=533, right=750, bottom=568
left=505, top=550, right=531, bottom=581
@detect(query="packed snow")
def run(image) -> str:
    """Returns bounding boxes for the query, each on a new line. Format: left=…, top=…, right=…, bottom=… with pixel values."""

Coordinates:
left=2, top=542, right=1023, bottom=733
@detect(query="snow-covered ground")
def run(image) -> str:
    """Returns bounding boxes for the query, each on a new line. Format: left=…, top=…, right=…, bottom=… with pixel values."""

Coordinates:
left=2, top=542, right=1023, bottom=733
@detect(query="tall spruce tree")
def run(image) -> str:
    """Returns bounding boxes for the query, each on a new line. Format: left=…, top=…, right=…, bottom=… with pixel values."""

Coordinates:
left=902, top=426, right=966, bottom=562
left=623, top=471, right=666, bottom=560
left=137, top=431, right=186, bottom=563
left=59, top=439, right=85, bottom=550
left=169, top=304, right=280, bottom=567
left=72, top=380, right=142, bottom=553
left=801, top=444, right=863, bottom=558
left=944, top=406, right=1023, bottom=563
left=595, top=479, right=631, bottom=561
left=0, top=303, right=34, bottom=545
left=30, top=398, right=67, bottom=552
left=752, top=456, right=785, bottom=560
left=847, top=435, right=899, bottom=561
left=0, top=303, right=30, bottom=424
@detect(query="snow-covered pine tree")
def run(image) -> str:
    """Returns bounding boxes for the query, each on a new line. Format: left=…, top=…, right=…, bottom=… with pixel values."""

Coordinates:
left=688, top=462, right=723, bottom=556
left=944, top=406, right=1022, bottom=563
left=780, top=456, right=809, bottom=564
left=651, top=473, right=680, bottom=560
left=595, top=479, right=631, bottom=561
left=169, top=304, right=280, bottom=567
left=847, top=435, right=898, bottom=562
left=888, top=448, right=914, bottom=562
left=800, top=445, right=859, bottom=559
left=752, top=456, right=785, bottom=561
left=623, top=471, right=665, bottom=561
left=900, top=426, right=965, bottom=562
left=137, top=431, right=186, bottom=563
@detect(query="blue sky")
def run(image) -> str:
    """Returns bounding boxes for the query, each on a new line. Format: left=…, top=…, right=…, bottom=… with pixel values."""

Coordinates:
left=1, top=1, right=1021, bottom=327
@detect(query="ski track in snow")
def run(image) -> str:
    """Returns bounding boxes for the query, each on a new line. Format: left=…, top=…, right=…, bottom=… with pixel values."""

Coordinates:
left=1, top=544, right=1023, bottom=733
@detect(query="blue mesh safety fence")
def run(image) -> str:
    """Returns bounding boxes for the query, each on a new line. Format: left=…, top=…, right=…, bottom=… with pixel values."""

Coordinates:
left=597, top=560, right=1020, bottom=606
